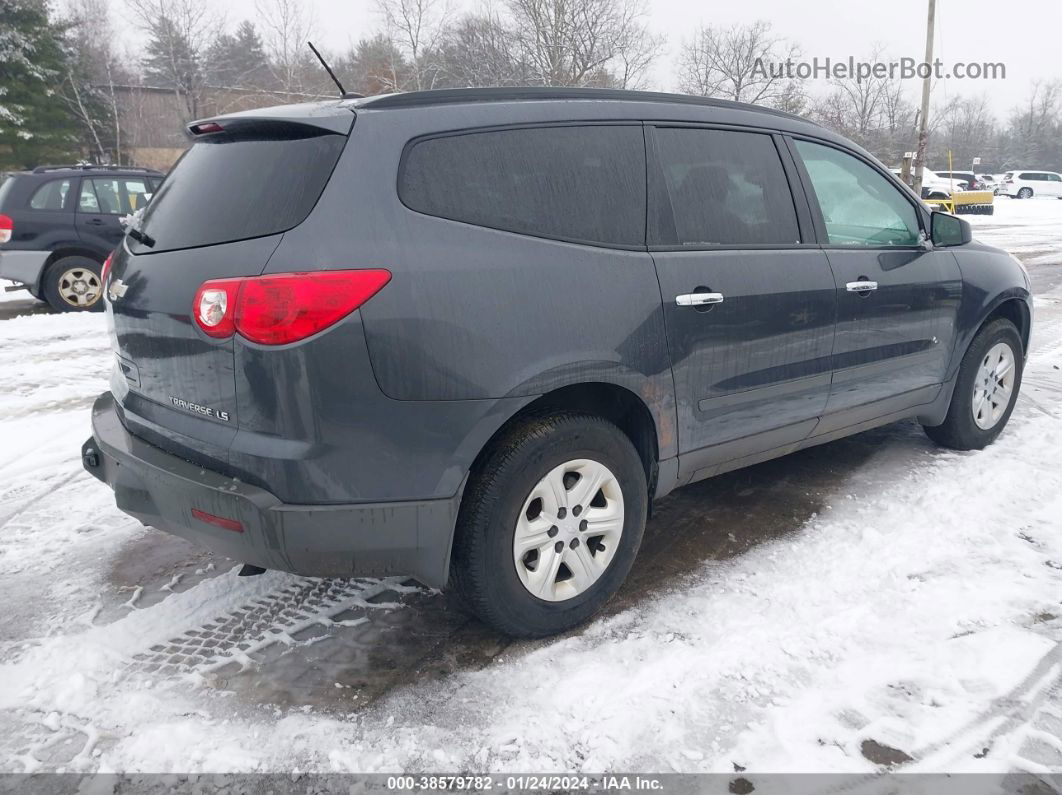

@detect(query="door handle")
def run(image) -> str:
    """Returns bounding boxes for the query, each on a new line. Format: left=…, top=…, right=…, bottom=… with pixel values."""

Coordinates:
left=86, top=218, right=105, bottom=226
left=676, top=292, right=724, bottom=306
left=845, top=280, right=878, bottom=293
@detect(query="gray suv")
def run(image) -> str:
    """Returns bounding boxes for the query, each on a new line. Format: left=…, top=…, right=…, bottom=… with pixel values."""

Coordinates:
left=82, top=88, right=1032, bottom=637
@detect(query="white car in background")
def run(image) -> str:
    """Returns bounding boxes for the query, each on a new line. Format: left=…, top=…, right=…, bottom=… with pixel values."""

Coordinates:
left=890, top=168, right=967, bottom=200
left=997, top=170, right=1062, bottom=199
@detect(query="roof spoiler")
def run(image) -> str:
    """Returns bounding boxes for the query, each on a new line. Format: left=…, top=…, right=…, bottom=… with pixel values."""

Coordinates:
left=187, top=103, right=356, bottom=138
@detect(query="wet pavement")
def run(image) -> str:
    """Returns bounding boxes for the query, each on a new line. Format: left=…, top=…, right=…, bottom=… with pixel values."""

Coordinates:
left=96, top=417, right=939, bottom=714
left=0, top=292, right=50, bottom=321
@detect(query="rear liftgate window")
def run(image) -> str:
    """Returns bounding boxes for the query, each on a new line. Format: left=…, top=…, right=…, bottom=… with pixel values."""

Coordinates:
left=132, top=123, right=346, bottom=253
left=398, top=125, right=646, bottom=247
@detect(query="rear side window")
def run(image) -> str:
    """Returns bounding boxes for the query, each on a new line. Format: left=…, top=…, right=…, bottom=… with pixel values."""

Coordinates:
left=795, top=140, right=920, bottom=247
left=133, top=127, right=345, bottom=253
left=29, top=178, right=72, bottom=211
left=650, top=128, right=800, bottom=247
left=399, top=125, right=646, bottom=247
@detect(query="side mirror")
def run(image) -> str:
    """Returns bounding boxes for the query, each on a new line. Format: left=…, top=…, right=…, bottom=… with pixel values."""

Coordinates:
left=930, top=211, right=972, bottom=247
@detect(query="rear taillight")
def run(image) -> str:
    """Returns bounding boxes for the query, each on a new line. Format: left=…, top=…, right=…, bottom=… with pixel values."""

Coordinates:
left=193, top=270, right=391, bottom=345
left=0, top=214, right=12, bottom=244
left=101, top=251, right=114, bottom=285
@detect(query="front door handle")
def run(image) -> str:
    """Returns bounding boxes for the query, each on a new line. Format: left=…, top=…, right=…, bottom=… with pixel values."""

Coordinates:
left=676, top=292, right=724, bottom=306
left=845, top=280, right=878, bottom=293
left=86, top=218, right=106, bottom=226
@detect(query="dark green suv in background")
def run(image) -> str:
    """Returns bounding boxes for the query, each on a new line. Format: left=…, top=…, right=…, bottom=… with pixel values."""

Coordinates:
left=0, top=164, right=163, bottom=311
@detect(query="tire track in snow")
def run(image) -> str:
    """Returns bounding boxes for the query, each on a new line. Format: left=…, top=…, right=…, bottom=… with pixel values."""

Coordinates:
left=2, top=569, right=421, bottom=771
left=129, top=576, right=421, bottom=678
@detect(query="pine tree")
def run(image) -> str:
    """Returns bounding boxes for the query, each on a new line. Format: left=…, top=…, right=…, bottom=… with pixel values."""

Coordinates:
left=0, top=0, right=81, bottom=168
left=142, top=15, right=203, bottom=116
left=206, top=21, right=271, bottom=88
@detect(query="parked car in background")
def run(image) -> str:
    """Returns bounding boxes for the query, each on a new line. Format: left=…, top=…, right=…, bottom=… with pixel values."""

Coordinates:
left=892, top=168, right=967, bottom=200
left=82, top=88, right=1031, bottom=637
left=996, top=170, right=1062, bottom=199
left=936, top=171, right=987, bottom=191
left=0, top=165, right=164, bottom=311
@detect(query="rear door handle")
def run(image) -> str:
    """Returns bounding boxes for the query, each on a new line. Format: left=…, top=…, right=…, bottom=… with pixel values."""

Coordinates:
left=675, top=292, right=724, bottom=306
left=845, top=280, right=878, bottom=292
left=86, top=218, right=105, bottom=226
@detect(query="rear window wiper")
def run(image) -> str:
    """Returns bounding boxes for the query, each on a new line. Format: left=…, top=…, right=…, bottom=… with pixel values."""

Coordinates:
left=128, top=227, right=155, bottom=248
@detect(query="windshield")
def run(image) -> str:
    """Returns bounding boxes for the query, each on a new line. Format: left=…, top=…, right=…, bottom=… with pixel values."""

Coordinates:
left=131, top=127, right=346, bottom=254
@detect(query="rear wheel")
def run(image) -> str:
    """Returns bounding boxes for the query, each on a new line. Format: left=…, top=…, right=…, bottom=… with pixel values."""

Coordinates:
left=41, top=256, right=103, bottom=312
left=923, top=318, right=1023, bottom=450
left=1017, top=187, right=1034, bottom=199
left=450, top=411, right=647, bottom=637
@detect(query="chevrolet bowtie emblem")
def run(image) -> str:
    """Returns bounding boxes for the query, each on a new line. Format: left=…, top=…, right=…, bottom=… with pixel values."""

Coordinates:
left=108, top=277, right=129, bottom=302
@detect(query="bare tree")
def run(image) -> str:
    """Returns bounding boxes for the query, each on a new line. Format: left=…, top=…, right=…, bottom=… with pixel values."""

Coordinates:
left=1005, top=80, right=1062, bottom=168
left=505, top=0, right=662, bottom=88
left=435, top=11, right=526, bottom=88
left=341, top=34, right=410, bottom=95
left=126, top=0, right=218, bottom=117
left=929, top=93, right=996, bottom=169
left=678, top=20, right=799, bottom=104
left=377, top=0, right=452, bottom=91
left=807, top=48, right=892, bottom=149
left=256, top=0, right=317, bottom=94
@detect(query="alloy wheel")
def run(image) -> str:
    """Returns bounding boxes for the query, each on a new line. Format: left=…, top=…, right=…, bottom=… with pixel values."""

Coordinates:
left=972, top=341, right=1016, bottom=430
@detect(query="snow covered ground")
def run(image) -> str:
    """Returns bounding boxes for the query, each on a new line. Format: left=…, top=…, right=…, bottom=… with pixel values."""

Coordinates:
left=1, top=198, right=1062, bottom=778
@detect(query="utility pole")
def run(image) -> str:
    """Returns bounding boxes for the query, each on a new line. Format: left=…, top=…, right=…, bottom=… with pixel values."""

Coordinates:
left=912, top=0, right=936, bottom=196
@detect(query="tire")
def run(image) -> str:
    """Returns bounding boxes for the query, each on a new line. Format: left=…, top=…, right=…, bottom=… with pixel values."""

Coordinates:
left=450, top=411, right=648, bottom=638
left=923, top=318, right=1023, bottom=450
left=1018, top=187, right=1034, bottom=199
left=41, top=255, right=104, bottom=312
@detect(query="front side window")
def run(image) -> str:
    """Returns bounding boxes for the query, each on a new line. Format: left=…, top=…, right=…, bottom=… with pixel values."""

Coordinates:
left=79, top=178, right=156, bottom=215
left=651, top=128, right=800, bottom=246
left=29, top=179, right=72, bottom=211
left=399, top=125, right=646, bottom=247
left=795, top=140, right=921, bottom=247
left=78, top=180, right=101, bottom=212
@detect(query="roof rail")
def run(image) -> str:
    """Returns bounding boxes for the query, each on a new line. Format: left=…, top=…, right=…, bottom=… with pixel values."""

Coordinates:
left=31, top=164, right=163, bottom=174
left=356, top=86, right=807, bottom=121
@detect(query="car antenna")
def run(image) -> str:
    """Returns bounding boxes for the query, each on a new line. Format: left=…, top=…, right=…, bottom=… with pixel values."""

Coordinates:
left=307, top=41, right=360, bottom=98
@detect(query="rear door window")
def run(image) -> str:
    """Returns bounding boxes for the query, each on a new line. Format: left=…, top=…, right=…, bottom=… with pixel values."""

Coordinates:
left=132, top=126, right=346, bottom=253
left=794, top=139, right=921, bottom=247
left=649, top=127, right=800, bottom=247
left=399, top=125, right=646, bottom=247
left=29, top=178, right=73, bottom=211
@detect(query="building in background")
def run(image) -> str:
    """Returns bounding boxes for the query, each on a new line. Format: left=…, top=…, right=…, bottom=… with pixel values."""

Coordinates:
left=111, top=85, right=332, bottom=171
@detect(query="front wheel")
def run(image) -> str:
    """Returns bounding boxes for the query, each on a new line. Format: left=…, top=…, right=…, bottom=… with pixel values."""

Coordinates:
left=923, top=318, right=1023, bottom=450
left=450, top=412, right=647, bottom=637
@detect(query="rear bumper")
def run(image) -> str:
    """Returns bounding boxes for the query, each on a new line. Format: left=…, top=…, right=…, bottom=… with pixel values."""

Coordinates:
left=0, top=249, right=49, bottom=289
left=82, top=392, right=460, bottom=588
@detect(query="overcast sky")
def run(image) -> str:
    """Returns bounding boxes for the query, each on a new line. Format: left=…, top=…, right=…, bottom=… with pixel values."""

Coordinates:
left=118, top=0, right=1061, bottom=115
